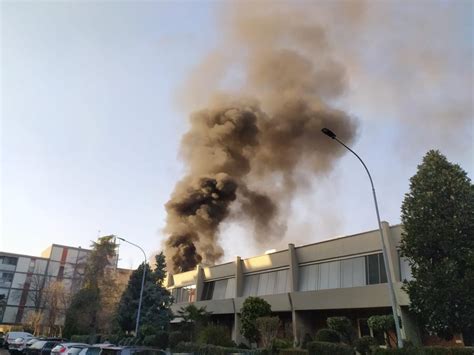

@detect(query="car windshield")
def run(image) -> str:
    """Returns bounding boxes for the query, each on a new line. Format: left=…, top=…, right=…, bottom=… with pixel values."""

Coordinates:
left=79, top=348, right=102, bottom=355
left=68, top=348, right=85, bottom=355
left=30, top=341, right=47, bottom=349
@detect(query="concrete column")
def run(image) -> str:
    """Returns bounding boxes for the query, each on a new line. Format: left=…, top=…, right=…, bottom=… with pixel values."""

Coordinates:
left=235, top=256, right=243, bottom=298
left=381, top=221, right=400, bottom=283
left=195, top=265, right=204, bottom=302
left=232, top=305, right=243, bottom=344
left=288, top=244, right=299, bottom=346
left=233, top=257, right=243, bottom=344
left=288, top=243, right=298, bottom=292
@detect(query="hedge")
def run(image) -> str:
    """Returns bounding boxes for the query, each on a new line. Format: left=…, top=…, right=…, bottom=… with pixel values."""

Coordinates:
left=373, top=347, right=474, bottom=355
left=174, top=342, right=264, bottom=354
left=70, top=335, right=90, bottom=344
left=314, top=329, right=341, bottom=343
left=169, top=331, right=187, bottom=348
left=142, top=331, right=169, bottom=349
left=307, top=341, right=353, bottom=355
left=279, top=349, right=309, bottom=355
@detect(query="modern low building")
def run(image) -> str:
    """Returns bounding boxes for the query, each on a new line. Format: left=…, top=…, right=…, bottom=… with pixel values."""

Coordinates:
left=167, top=222, right=423, bottom=346
left=0, top=243, right=131, bottom=330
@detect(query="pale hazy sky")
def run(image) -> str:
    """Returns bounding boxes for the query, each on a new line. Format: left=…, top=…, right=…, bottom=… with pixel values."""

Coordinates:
left=1, top=0, right=472, bottom=269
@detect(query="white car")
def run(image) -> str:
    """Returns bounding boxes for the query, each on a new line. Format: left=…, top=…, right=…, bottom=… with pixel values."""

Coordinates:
left=5, top=332, right=34, bottom=353
left=51, top=343, right=89, bottom=355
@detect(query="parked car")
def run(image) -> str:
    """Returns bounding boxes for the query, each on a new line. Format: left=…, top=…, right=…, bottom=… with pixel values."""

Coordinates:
left=51, top=343, right=89, bottom=355
left=25, top=338, right=41, bottom=351
left=77, top=346, right=106, bottom=355
left=99, top=347, right=166, bottom=355
left=24, top=340, right=63, bottom=355
left=0, top=331, right=5, bottom=348
left=4, top=332, right=34, bottom=352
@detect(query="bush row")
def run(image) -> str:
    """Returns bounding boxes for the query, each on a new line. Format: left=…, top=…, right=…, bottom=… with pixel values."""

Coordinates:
left=373, top=347, right=474, bottom=355
left=279, top=349, right=309, bottom=355
left=306, top=341, right=353, bottom=355
left=174, top=341, right=264, bottom=354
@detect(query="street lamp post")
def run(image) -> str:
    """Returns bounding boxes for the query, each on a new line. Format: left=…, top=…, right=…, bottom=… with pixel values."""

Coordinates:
left=321, top=128, right=403, bottom=348
left=116, top=236, right=147, bottom=338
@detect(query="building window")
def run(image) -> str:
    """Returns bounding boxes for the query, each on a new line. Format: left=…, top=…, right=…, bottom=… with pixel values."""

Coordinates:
left=299, top=256, right=366, bottom=292
left=243, top=269, right=290, bottom=297
left=202, top=282, right=215, bottom=300
left=399, top=253, right=414, bottom=282
left=0, top=256, right=18, bottom=266
left=365, top=253, right=387, bottom=285
left=0, top=272, right=14, bottom=286
left=172, top=285, right=196, bottom=303
left=201, top=278, right=235, bottom=301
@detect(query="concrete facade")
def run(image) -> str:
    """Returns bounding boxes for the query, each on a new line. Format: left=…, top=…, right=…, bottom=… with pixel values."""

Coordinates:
left=0, top=243, right=131, bottom=330
left=167, top=222, right=420, bottom=345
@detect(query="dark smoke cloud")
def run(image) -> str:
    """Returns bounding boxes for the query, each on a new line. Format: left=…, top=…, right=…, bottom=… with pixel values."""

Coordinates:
left=164, top=2, right=359, bottom=273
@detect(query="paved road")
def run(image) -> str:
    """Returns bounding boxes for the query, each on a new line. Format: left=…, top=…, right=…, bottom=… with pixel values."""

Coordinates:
left=0, top=349, right=9, bottom=355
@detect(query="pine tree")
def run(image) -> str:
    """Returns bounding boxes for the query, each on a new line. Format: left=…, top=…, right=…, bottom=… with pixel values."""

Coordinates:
left=116, top=252, right=173, bottom=333
left=400, top=150, right=474, bottom=342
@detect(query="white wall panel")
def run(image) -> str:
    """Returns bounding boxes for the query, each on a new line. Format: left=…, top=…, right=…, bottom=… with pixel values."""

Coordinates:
left=16, top=257, right=31, bottom=273
left=66, top=249, right=78, bottom=264
left=212, top=279, right=227, bottom=300
left=47, top=261, right=60, bottom=276
left=400, top=257, right=413, bottom=281
left=225, top=278, right=236, bottom=299
left=275, top=270, right=290, bottom=294
left=319, top=263, right=330, bottom=290
left=34, top=260, right=48, bottom=275
left=2, top=306, right=18, bottom=323
left=12, top=273, right=27, bottom=289
left=51, top=246, right=63, bottom=261
left=353, top=257, right=366, bottom=286
left=8, top=289, right=22, bottom=306
left=257, top=272, right=269, bottom=296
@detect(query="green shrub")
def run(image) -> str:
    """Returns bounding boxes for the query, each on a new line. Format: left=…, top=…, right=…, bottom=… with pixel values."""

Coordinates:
left=307, top=341, right=353, bottom=355
left=301, top=333, right=313, bottom=349
left=327, top=317, right=354, bottom=344
left=197, top=324, right=234, bottom=347
left=174, top=341, right=264, bottom=354
left=105, top=334, right=121, bottom=345
left=354, top=336, right=378, bottom=355
left=372, top=349, right=419, bottom=355
left=142, top=331, right=169, bottom=349
left=240, top=297, right=272, bottom=344
left=238, top=342, right=251, bottom=349
left=272, top=338, right=293, bottom=352
left=423, top=347, right=474, bottom=355
left=70, top=335, right=90, bottom=344
left=169, top=331, right=188, bottom=348
left=368, top=315, right=396, bottom=347
left=279, top=349, right=308, bottom=355
left=314, top=329, right=341, bottom=343
left=372, top=347, right=474, bottom=355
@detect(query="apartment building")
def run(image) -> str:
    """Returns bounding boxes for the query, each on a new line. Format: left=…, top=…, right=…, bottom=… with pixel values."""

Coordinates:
left=0, top=243, right=130, bottom=329
left=167, top=222, right=422, bottom=345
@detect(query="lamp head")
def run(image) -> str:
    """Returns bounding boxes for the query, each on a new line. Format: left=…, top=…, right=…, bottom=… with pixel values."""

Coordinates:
left=321, top=128, right=337, bottom=139
left=116, top=236, right=125, bottom=242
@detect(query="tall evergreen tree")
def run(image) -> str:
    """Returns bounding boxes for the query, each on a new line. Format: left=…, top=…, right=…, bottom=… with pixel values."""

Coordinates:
left=400, top=150, right=474, bottom=342
left=64, top=236, right=118, bottom=338
left=116, top=252, right=173, bottom=333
